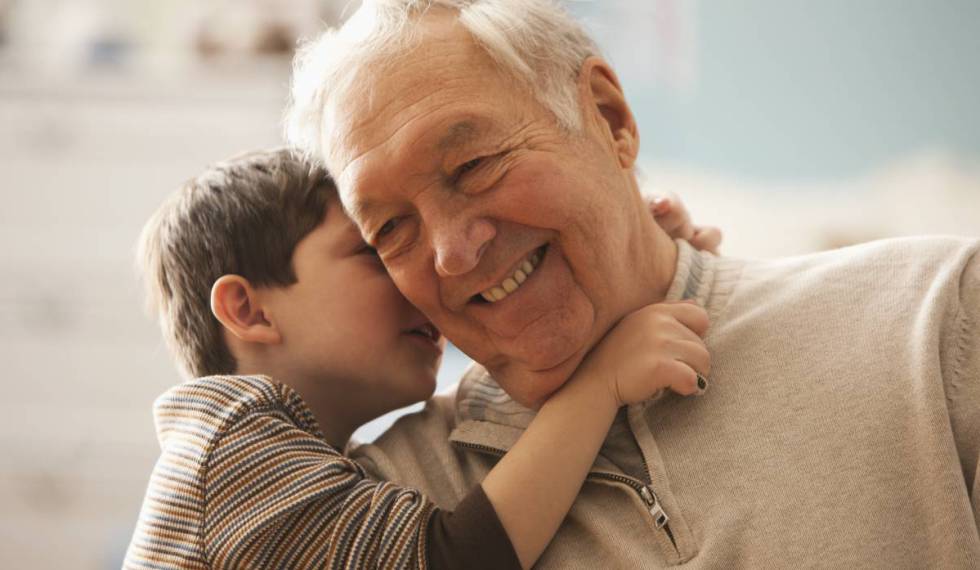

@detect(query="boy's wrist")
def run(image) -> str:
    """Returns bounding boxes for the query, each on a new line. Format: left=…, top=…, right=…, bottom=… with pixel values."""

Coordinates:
left=549, top=364, right=621, bottom=417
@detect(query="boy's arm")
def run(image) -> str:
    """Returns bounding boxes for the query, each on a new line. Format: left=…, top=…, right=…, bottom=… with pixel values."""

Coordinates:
left=201, top=301, right=708, bottom=570
left=202, top=411, right=437, bottom=569
left=424, top=375, right=620, bottom=570
left=201, top=402, right=519, bottom=570
left=477, top=365, right=619, bottom=567
left=480, top=301, right=710, bottom=568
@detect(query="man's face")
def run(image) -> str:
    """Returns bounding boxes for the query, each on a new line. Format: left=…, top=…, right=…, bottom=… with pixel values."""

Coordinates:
left=327, top=15, right=650, bottom=408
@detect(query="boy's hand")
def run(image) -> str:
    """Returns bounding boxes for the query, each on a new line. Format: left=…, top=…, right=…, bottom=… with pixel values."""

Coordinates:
left=649, top=192, right=723, bottom=254
left=579, top=301, right=711, bottom=408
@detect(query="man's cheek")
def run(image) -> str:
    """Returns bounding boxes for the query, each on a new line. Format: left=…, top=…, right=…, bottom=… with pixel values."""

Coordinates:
left=390, top=266, right=427, bottom=305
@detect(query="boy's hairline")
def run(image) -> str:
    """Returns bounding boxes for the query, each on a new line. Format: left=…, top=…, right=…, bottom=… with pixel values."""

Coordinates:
left=137, top=148, right=338, bottom=379
left=211, top=187, right=338, bottom=374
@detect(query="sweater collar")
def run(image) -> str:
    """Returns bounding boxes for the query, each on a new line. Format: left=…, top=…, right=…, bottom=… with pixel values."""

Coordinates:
left=450, top=240, right=717, bottom=453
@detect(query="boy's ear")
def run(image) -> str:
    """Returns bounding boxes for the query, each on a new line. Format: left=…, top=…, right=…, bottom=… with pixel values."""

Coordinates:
left=578, top=56, right=640, bottom=170
left=211, top=275, right=281, bottom=345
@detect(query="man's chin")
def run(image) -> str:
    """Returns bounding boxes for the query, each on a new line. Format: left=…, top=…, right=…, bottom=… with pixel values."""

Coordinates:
left=492, top=349, right=587, bottom=410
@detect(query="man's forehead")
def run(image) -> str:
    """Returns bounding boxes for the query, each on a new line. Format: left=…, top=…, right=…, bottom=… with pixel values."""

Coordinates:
left=326, top=14, right=510, bottom=166
left=325, top=14, right=536, bottom=224
left=334, top=90, right=503, bottom=174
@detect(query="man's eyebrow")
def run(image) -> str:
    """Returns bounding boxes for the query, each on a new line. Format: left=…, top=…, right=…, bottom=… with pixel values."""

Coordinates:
left=344, top=197, right=376, bottom=226
left=437, top=120, right=481, bottom=153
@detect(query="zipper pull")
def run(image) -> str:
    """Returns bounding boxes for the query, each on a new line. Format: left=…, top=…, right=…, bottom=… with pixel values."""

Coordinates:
left=639, top=485, right=670, bottom=529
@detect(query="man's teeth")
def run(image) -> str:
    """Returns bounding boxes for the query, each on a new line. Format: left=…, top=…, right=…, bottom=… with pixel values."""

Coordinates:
left=480, top=249, right=543, bottom=303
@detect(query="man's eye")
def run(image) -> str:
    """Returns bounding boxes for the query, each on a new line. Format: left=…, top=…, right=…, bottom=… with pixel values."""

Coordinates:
left=460, top=157, right=482, bottom=173
left=454, top=157, right=483, bottom=181
left=377, top=218, right=399, bottom=238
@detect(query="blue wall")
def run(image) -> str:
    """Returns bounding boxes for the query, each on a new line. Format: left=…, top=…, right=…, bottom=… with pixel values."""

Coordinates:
left=570, top=0, right=980, bottom=180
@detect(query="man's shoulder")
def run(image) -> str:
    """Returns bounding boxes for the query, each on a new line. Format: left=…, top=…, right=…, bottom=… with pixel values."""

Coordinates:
left=384, top=389, right=460, bottom=441
left=349, top=391, right=459, bottom=473
left=826, top=234, right=977, bottom=265
left=349, top=389, right=487, bottom=506
left=711, top=236, right=979, bottom=336
left=741, top=235, right=979, bottom=288
left=766, top=234, right=974, bottom=265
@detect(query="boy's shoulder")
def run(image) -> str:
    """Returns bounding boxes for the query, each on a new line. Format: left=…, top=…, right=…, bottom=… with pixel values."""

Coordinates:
left=152, top=374, right=322, bottom=452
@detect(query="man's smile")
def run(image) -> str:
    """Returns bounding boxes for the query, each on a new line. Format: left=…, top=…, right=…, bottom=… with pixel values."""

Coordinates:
left=473, top=244, right=548, bottom=304
left=464, top=242, right=580, bottom=342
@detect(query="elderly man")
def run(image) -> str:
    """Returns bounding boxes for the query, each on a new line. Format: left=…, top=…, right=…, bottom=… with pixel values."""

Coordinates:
left=286, top=1, right=979, bottom=567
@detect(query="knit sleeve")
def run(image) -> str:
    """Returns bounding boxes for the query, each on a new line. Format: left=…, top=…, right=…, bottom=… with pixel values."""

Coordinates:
left=200, top=408, right=519, bottom=570
left=201, top=409, right=433, bottom=569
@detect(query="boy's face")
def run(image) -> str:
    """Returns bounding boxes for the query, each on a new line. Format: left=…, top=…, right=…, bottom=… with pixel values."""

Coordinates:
left=264, top=196, right=445, bottom=422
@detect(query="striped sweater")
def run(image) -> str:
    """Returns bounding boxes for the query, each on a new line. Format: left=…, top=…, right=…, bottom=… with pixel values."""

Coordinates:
left=124, top=375, right=512, bottom=569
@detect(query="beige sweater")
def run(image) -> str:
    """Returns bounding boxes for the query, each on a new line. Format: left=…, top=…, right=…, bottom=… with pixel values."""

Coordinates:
left=352, top=236, right=980, bottom=568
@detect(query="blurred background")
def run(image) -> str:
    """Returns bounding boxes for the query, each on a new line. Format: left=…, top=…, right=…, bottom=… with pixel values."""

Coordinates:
left=1, top=0, right=977, bottom=567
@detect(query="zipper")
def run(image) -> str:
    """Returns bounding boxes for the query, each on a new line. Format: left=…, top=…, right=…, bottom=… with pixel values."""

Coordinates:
left=588, top=472, right=669, bottom=529
left=639, top=485, right=670, bottom=529
left=626, top=406, right=679, bottom=548
left=454, top=441, right=506, bottom=456
left=455, top=441, right=679, bottom=551
left=589, top=471, right=678, bottom=551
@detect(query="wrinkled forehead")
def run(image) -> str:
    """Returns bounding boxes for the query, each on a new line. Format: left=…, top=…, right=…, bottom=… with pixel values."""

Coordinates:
left=322, top=22, right=530, bottom=225
left=325, top=20, right=504, bottom=158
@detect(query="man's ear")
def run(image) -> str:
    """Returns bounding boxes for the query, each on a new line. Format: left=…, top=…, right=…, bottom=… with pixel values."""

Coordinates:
left=578, top=56, right=640, bottom=169
left=211, top=275, right=281, bottom=345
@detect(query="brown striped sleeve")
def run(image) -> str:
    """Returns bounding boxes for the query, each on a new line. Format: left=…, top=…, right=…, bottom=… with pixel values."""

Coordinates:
left=202, top=409, right=434, bottom=569
left=125, top=375, right=519, bottom=570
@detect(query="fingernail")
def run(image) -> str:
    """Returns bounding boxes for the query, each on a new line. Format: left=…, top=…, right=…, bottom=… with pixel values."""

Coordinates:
left=696, top=373, right=708, bottom=395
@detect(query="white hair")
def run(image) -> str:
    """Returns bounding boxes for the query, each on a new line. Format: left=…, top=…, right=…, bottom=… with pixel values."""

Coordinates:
left=284, top=0, right=601, bottom=165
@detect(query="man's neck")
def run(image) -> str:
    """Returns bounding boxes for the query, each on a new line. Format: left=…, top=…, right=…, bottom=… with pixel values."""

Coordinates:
left=486, top=209, right=680, bottom=409
left=623, top=203, right=680, bottom=309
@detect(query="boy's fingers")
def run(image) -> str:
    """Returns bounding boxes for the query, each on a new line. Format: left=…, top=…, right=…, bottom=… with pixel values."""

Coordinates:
left=674, top=219, right=696, bottom=242
left=657, top=211, right=695, bottom=241
left=658, top=359, right=702, bottom=396
left=653, top=312, right=703, bottom=345
left=650, top=195, right=671, bottom=216
left=649, top=194, right=697, bottom=241
left=669, top=339, right=711, bottom=378
left=691, top=226, right=723, bottom=254
left=657, top=302, right=710, bottom=337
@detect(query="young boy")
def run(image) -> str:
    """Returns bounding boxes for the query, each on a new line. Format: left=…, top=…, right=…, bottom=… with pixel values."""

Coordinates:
left=124, top=148, right=714, bottom=569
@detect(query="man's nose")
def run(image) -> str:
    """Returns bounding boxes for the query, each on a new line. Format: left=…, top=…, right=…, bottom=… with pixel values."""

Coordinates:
left=432, top=217, right=496, bottom=277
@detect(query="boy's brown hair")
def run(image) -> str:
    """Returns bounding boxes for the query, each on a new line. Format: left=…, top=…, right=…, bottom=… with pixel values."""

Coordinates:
left=138, top=148, right=334, bottom=378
